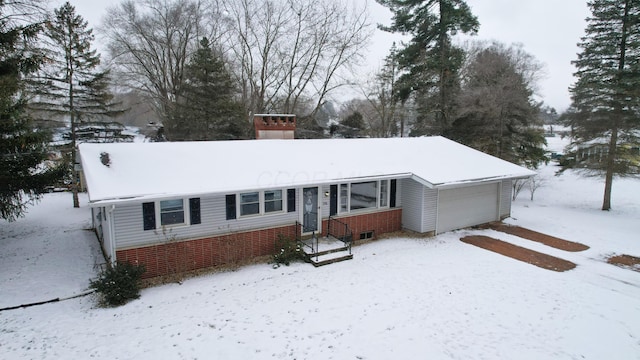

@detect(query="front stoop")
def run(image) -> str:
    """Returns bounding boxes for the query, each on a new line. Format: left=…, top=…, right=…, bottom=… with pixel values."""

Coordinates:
left=302, top=237, right=353, bottom=267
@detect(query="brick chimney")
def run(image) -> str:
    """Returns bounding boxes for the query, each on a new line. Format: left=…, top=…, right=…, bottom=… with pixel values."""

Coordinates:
left=253, top=114, right=296, bottom=139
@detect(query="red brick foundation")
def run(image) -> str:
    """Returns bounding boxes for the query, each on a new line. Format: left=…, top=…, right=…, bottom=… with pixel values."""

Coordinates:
left=324, top=208, right=402, bottom=241
left=116, top=208, right=402, bottom=279
left=117, top=224, right=297, bottom=279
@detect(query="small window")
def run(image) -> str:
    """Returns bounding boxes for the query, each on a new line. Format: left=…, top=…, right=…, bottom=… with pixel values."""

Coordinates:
left=160, top=199, right=185, bottom=226
left=287, top=189, right=296, bottom=212
left=379, top=180, right=388, bottom=207
left=240, top=192, right=260, bottom=216
left=359, top=231, right=374, bottom=240
left=264, top=190, right=283, bottom=213
left=339, top=184, right=348, bottom=212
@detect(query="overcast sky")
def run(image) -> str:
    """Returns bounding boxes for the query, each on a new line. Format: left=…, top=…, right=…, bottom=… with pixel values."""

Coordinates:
left=58, top=0, right=590, bottom=113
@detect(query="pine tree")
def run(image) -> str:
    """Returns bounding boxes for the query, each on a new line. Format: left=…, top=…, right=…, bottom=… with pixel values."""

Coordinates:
left=31, top=2, right=120, bottom=208
left=377, top=0, right=479, bottom=136
left=565, top=0, right=640, bottom=210
left=0, top=1, right=64, bottom=221
left=166, top=37, right=246, bottom=141
left=336, top=111, right=365, bottom=138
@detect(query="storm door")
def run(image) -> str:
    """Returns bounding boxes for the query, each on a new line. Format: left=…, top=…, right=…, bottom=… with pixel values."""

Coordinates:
left=302, top=187, right=319, bottom=233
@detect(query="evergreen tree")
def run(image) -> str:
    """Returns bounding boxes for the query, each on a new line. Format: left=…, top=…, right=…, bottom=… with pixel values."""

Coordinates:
left=565, top=0, right=640, bottom=210
left=0, top=1, right=63, bottom=221
left=447, top=43, right=547, bottom=169
left=31, top=2, right=120, bottom=208
left=166, top=37, right=246, bottom=141
left=336, top=111, right=365, bottom=138
left=377, top=0, right=479, bottom=136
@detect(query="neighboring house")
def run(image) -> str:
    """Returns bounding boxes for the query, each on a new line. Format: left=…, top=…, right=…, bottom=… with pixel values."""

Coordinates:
left=563, top=134, right=640, bottom=171
left=79, top=135, right=534, bottom=278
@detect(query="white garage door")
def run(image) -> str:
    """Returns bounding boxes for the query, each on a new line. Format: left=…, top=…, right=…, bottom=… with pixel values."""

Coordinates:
left=437, top=183, right=499, bottom=233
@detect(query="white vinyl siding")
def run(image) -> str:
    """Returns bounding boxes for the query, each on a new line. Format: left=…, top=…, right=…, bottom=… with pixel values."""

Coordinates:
left=108, top=177, right=404, bottom=251
left=400, top=178, right=437, bottom=233
left=92, top=206, right=116, bottom=263
left=437, top=183, right=499, bottom=234
left=422, top=188, right=438, bottom=232
left=401, top=178, right=424, bottom=232
left=113, top=194, right=298, bottom=249
left=500, top=180, right=512, bottom=218
left=321, top=185, right=330, bottom=218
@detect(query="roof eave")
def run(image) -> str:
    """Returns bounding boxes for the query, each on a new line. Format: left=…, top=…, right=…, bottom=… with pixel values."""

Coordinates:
left=86, top=172, right=416, bottom=207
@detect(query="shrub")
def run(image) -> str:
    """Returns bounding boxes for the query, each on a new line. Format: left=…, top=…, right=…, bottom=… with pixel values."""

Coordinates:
left=271, top=234, right=306, bottom=268
left=90, top=261, right=146, bottom=307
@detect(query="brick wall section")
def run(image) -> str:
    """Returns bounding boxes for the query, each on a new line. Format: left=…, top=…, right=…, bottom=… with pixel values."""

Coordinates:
left=116, top=208, right=402, bottom=279
left=116, top=224, right=297, bottom=279
left=323, top=208, right=402, bottom=242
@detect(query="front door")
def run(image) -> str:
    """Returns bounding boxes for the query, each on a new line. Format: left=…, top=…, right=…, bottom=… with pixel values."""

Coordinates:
left=302, top=187, right=319, bottom=233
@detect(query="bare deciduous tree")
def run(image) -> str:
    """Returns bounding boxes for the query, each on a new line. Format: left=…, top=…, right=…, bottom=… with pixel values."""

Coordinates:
left=223, top=0, right=372, bottom=116
left=357, top=44, right=407, bottom=138
left=529, top=174, right=545, bottom=201
left=512, top=178, right=528, bottom=201
left=101, top=0, right=224, bottom=124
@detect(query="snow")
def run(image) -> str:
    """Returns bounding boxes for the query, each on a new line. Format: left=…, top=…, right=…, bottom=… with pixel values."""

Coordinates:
left=79, top=136, right=535, bottom=204
left=2, top=137, right=640, bottom=359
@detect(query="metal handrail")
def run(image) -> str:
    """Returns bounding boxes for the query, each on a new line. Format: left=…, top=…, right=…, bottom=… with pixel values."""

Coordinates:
left=327, top=216, right=353, bottom=255
left=295, top=221, right=318, bottom=259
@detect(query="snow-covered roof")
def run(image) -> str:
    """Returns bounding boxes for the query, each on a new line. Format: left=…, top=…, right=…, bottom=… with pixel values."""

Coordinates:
left=79, top=136, right=535, bottom=205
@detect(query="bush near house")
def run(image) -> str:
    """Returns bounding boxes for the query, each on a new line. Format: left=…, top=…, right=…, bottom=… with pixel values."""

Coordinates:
left=90, top=261, right=146, bottom=307
left=271, top=235, right=306, bottom=268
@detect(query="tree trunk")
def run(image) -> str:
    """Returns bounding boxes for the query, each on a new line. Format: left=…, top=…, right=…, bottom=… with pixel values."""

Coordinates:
left=602, top=125, right=618, bottom=210
left=603, top=0, right=630, bottom=211
left=67, top=19, right=79, bottom=208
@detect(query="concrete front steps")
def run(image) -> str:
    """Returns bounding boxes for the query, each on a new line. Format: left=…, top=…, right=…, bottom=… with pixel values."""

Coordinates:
left=301, top=236, right=353, bottom=267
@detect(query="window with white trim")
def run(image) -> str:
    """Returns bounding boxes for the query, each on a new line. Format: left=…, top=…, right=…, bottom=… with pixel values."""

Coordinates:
left=142, top=197, right=200, bottom=230
left=337, top=180, right=391, bottom=213
left=350, top=181, right=378, bottom=210
left=160, top=199, right=185, bottom=226
left=340, top=184, right=348, bottom=212
left=379, top=180, right=389, bottom=207
left=240, top=192, right=260, bottom=216
left=264, top=190, right=283, bottom=213
left=235, top=189, right=288, bottom=218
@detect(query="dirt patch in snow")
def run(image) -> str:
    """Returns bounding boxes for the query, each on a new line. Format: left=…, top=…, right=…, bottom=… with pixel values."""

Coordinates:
left=607, top=254, right=640, bottom=272
left=461, top=235, right=577, bottom=272
left=483, top=223, right=590, bottom=252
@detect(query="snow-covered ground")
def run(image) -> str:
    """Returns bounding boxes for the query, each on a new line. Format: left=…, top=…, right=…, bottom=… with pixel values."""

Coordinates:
left=1, top=137, right=639, bottom=360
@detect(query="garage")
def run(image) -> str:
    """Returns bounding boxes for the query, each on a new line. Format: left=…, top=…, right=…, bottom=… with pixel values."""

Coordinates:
left=437, top=183, right=499, bottom=233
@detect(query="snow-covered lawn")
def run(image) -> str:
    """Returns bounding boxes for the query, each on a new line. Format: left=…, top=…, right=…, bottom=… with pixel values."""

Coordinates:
left=1, top=139, right=639, bottom=359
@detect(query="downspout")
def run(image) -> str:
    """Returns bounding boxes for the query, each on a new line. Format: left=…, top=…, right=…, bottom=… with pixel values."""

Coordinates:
left=434, top=188, right=440, bottom=235
left=497, top=181, right=502, bottom=220
left=106, top=205, right=116, bottom=266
